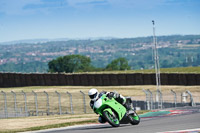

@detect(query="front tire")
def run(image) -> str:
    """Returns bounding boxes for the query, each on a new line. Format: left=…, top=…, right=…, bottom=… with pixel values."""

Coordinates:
left=102, top=110, right=120, bottom=127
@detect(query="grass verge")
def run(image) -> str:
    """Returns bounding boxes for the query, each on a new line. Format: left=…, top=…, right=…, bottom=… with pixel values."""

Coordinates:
left=0, top=111, right=148, bottom=133
left=0, top=119, right=98, bottom=133
left=75, top=66, right=200, bottom=74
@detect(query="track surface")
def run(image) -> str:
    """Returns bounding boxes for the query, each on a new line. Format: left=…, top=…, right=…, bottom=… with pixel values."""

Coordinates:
left=30, top=107, right=200, bottom=133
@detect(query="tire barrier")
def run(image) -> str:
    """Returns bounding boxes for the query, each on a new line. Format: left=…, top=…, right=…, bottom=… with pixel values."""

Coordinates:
left=0, top=73, right=200, bottom=87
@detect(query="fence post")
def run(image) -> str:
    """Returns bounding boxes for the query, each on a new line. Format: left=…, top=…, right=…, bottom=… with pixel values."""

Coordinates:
left=147, top=89, right=153, bottom=110
left=11, top=91, right=18, bottom=117
left=44, top=91, right=50, bottom=115
left=142, top=89, right=150, bottom=110
left=186, top=90, right=196, bottom=106
left=55, top=91, right=62, bottom=115
left=21, top=91, right=28, bottom=117
left=80, top=91, right=86, bottom=113
left=181, top=92, right=188, bottom=103
left=157, top=89, right=163, bottom=109
left=171, top=90, right=177, bottom=108
left=32, top=91, right=38, bottom=116
left=67, top=92, right=74, bottom=114
left=1, top=91, right=8, bottom=118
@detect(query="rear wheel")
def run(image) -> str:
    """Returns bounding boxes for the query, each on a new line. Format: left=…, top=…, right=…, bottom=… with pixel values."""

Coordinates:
left=128, top=112, right=140, bottom=125
left=102, top=110, right=120, bottom=127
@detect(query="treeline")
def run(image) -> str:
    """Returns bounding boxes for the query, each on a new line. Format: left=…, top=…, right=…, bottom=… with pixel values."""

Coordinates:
left=48, top=55, right=131, bottom=73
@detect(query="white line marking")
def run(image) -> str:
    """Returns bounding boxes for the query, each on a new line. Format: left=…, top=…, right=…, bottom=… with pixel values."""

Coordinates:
left=20, top=123, right=107, bottom=133
left=158, top=128, right=200, bottom=133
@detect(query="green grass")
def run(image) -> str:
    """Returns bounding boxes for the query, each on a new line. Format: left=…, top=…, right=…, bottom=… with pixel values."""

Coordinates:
left=0, top=110, right=149, bottom=133
left=157, top=67, right=200, bottom=73
left=0, top=119, right=98, bottom=133
left=75, top=66, right=200, bottom=74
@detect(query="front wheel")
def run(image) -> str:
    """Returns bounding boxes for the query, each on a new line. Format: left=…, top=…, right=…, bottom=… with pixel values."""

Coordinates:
left=102, top=110, right=120, bottom=127
left=128, top=112, right=140, bottom=125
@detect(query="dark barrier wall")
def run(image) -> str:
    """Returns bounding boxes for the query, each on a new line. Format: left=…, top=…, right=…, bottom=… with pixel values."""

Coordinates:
left=0, top=73, right=199, bottom=87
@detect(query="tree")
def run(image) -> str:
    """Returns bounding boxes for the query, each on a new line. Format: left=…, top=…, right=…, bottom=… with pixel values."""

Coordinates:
left=48, top=55, right=93, bottom=73
left=105, top=57, right=131, bottom=71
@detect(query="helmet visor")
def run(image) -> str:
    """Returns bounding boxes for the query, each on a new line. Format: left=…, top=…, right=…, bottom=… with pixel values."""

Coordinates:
left=89, top=92, right=98, bottom=99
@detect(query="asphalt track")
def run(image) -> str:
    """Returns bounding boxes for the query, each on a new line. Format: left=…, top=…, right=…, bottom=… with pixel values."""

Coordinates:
left=29, top=107, right=200, bottom=133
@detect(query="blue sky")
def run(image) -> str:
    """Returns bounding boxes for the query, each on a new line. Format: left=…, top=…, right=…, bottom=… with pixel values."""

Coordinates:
left=0, top=0, right=199, bottom=42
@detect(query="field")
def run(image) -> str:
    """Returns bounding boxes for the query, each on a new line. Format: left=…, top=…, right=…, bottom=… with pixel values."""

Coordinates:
left=1, top=85, right=200, bottom=97
left=79, top=66, right=200, bottom=74
left=0, top=114, right=98, bottom=133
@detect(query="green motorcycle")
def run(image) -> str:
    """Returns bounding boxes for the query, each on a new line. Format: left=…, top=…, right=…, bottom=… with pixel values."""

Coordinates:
left=93, top=94, right=140, bottom=127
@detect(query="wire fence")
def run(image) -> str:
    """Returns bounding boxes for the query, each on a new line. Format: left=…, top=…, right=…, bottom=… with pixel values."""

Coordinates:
left=133, top=89, right=200, bottom=110
left=0, top=91, right=94, bottom=119
left=0, top=89, right=199, bottom=119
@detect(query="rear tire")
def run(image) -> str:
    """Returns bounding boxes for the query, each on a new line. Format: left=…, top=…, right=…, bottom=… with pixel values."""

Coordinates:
left=102, top=110, right=120, bottom=127
left=128, top=112, right=140, bottom=125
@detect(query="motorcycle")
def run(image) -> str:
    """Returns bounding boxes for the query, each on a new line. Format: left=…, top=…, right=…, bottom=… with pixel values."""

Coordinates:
left=93, top=94, right=140, bottom=127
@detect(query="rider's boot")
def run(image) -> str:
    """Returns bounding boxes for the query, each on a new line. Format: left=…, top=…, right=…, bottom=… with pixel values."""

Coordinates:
left=115, top=94, right=137, bottom=116
left=123, top=101, right=137, bottom=116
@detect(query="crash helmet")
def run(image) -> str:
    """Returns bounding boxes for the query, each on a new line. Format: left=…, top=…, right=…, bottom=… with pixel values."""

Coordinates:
left=88, top=88, right=99, bottom=101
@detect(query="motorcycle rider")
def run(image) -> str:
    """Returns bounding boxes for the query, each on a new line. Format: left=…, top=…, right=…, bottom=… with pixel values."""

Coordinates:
left=88, top=88, right=133, bottom=123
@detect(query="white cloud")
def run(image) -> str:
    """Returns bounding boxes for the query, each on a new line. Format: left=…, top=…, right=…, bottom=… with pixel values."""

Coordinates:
left=107, top=0, right=168, bottom=8
left=0, top=0, right=67, bottom=15
left=0, top=0, right=42, bottom=15
left=66, top=0, right=108, bottom=9
left=0, top=0, right=193, bottom=15
left=65, top=0, right=169, bottom=9
left=67, top=0, right=107, bottom=6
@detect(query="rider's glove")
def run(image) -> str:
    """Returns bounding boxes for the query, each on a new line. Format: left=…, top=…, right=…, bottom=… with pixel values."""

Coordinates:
left=107, top=92, right=114, bottom=99
left=107, top=92, right=119, bottom=99
left=113, top=92, right=119, bottom=98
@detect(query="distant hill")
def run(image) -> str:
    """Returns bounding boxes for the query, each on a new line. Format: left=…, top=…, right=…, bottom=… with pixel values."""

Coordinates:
left=0, top=35, right=200, bottom=73
left=0, top=38, right=69, bottom=45
left=0, top=37, right=116, bottom=45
